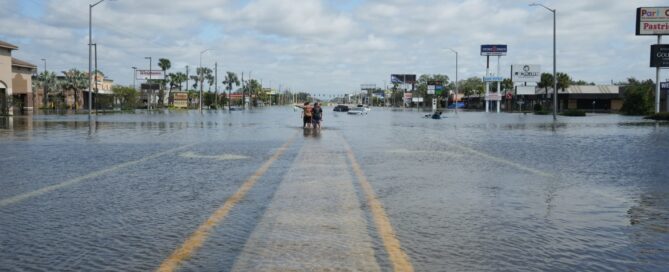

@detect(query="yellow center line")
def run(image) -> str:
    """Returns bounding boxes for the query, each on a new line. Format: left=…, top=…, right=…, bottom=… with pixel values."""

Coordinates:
left=0, top=143, right=197, bottom=209
left=342, top=138, right=414, bottom=272
left=157, top=135, right=296, bottom=272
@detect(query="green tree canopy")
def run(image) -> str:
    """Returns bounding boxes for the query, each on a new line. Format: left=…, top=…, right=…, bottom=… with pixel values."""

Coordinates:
left=621, top=78, right=654, bottom=115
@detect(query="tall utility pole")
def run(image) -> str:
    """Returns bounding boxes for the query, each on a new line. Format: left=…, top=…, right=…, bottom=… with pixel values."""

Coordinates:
left=132, top=67, right=137, bottom=90
left=93, top=43, right=98, bottom=113
left=41, top=58, right=47, bottom=109
left=199, top=49, right=211, bottom=113
left=241, top=72, right=245, bottom=109
left=249, top=71, right=253, bottom=108
left=497, top=55, right=501, bottom=113
left=485, top=55, right=490, bottom=113
left=214, top=62, right=218, bottom=107
left=531, top=2, right=557, bottom=120
left=89, top=0, right=107, bottom=118
left=145, top=57, right=152, bottom=110
left=447, top=48, right=459, bottom=114
left=185, top=65, right=189, bottom=93
left=657, top=36, right=662, bottom=113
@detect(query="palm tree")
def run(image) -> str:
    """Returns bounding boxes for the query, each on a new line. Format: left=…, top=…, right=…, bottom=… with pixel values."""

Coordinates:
left=61, top=69, right=88, bottom=110
left=172, top=72, right=187, bottom=91
left=37, top=71, right=58, bottom=109
left=157, top=58, right=171, bottom=107
left=556, top=72, right=571, bottom=92
left=222, top=72, right=240, bottom=109
left=538, top=73, right=554, bottom=102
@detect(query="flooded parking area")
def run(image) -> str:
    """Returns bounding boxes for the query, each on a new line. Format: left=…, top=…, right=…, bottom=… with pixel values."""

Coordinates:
left=1, top=108, right=668, bottom=271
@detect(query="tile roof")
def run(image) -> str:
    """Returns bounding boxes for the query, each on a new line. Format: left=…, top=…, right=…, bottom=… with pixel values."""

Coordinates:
left=12, top=57, right=37, bottom=69
left=0, top=40, right=18, bottom=50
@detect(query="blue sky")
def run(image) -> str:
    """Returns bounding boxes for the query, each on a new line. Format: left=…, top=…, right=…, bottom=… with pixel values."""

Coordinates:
left=1, top=0, right=667, bottom=94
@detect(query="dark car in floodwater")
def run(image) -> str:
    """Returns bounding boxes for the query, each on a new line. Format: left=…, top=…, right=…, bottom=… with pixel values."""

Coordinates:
left=333, top=105, right=349, bottom=112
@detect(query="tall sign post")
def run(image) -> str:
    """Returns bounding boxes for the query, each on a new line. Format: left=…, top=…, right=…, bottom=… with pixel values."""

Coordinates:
left=481, top=45, right=507, bottom=113
left=637, top=7, right=669, bottom=113
left=391, top=74, right=416, bottom=107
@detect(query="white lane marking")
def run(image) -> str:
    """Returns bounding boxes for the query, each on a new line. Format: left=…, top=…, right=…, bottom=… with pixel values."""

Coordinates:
left=179, top=151, right=249, bottom=161
left=0, top=144, right=197, bottom=208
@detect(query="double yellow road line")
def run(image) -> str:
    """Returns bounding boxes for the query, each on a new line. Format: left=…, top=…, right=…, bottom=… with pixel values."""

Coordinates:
left=158, top=134, right=414, bottom=272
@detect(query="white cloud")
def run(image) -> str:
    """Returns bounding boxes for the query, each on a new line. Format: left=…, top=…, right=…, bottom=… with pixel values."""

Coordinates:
left=0, top=0, right=667, bottom=94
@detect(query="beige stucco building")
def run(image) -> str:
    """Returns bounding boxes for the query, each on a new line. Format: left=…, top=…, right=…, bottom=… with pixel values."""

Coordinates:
left=1, top=40, right=37, bottom=115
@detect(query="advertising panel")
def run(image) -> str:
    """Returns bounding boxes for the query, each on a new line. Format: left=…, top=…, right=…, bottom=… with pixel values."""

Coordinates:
left=636, top=7, right=669, bottom=35
left=516, top=86, right=537, bottom=95
left=481, top=44, right=507, bottom=56
left=483, top=76, right=504, bottom=82
left=427, top=85, right=435, bottom=95
left=661, top=82, right=669, bottom=91
left=136, top=70, right=165, bottom=80
left=391, top=74, right=417, bottom=84
left=650, top=44, right=669, bottom=67
left=360, top=84, right=376, bottom=90
left=485, top=93, right=502, bottom=101
left=511, top=64, right=541, bottom=82
left=404, top=92, right=413, bottom=99
left=140, top=83, right=160, bottom=90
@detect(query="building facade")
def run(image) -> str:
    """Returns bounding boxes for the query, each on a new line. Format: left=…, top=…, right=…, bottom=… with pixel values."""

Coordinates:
left=1, top=40, right=36, bottom=115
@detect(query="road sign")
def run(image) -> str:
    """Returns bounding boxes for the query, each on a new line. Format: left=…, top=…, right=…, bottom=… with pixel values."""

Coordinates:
left=651, top=44, right=669, bottom=67
left=511, top=64, right=541, bottom=82
left=661, top=81, right=669, bottom=91
left=636, top=7, right=669, bottom=35
left=483, top=76, right=504, bottom=82
left=485, top=93, right=502, bottom=101
left=481, top=44, right=507, bottom=56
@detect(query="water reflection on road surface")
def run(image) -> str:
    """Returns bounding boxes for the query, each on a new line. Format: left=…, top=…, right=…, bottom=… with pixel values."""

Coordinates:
left=0, top=109, right=667, bottom=271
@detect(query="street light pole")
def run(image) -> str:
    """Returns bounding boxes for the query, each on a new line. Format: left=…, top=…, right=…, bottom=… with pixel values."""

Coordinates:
left=145, top=56, right=152, bottom=110
left=89, top=0, right=106, bottom=118
left=41, top=58, right=47, bottom=110
left=447, top=48, right=459, bottom=114
left=531, top=2, right=557, bottom=120
left=132, top=66, right=137, bottom=90
left=199, top=49, right=211, bottom=114
left=93, top=43, right=98, bottom=113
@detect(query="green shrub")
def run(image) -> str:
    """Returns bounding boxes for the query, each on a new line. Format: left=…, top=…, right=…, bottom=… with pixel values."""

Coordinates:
left=621, top=79, right=654, bottom=115
left=644, top=112, right=669, bottom=121
left=561, top=109, right=586, bottom=116
left=533, top=103, right=543, bottom=112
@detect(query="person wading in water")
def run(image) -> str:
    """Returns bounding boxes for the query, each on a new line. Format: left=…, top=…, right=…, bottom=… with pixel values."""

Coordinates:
left=295, top=102, right=313, bottom=128
left=312, top=102, right=323, bottom=129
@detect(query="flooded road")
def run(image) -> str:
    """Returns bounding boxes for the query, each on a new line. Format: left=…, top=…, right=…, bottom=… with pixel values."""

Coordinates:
left=1, top=108, right=668, bottom=271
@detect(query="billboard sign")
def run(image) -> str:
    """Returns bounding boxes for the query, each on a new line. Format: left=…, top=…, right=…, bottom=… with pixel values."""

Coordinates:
left=391, top=74, right=417, bottom=84
left=481, top=44, right=507, bottom=56
left=650, top=44, right=669, bottom=67
left=516, top=86, right=536, bottom=95
left=661, top=81, right=669, bottom=91
left=361, top=84, right=376, bottom=90
left=483, top=76, right=504, bottom=82
left=511, top=64, right=541, bottom=82
left=636, top=7, right=669, bottom=35
left=435, top=85, right=444, bottom=95
left=136, top=70, right=165, bottom=80
left=140, top=83, right=160, bottom=91
left=427, top=85, right=435, bottom=95
left=485, top=93, right=502, bottom=101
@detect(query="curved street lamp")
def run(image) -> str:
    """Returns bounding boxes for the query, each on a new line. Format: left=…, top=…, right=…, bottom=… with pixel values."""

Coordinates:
left=530, top=2, right=557, bottom=120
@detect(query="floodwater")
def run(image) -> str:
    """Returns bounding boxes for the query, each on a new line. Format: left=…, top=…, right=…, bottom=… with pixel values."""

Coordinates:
left=1, top=108, right=667, bottom=271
